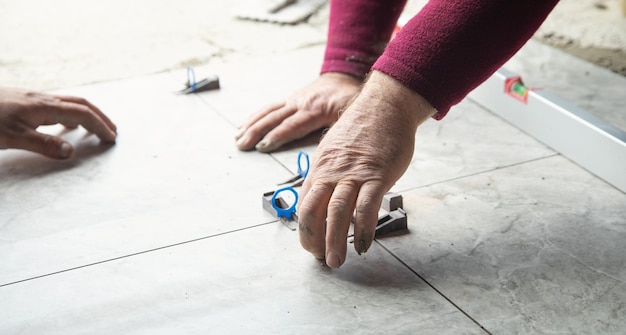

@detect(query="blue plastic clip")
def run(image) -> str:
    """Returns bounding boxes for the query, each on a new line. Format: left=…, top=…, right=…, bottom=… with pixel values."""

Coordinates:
left=271, top=186, right=298, bottom=219
left=187, top=66, right=197, bottom=92
left=297, top=151, right=310, bottom=179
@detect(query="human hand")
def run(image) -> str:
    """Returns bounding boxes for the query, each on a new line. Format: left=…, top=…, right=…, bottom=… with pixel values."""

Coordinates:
left=0, top=87, right=117, bottom=159
left=235, top=72, right=361, bottom=152
left=297, top=71, right=437, bottom=268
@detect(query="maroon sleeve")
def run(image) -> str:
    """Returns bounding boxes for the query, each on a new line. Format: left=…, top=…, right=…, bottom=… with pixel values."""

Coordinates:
left=372, top=0, right=559, bottom=119
left=321, top=0, right=407, bottom=80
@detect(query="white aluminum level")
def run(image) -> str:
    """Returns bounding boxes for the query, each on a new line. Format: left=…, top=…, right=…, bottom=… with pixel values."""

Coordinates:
left=468, top=68, right=626, bottom=193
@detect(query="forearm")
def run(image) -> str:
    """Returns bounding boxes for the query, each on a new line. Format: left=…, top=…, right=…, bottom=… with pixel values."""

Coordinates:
left=321, top=0, right=407, bottom=80
left=373, top=0, right=559, bottom=119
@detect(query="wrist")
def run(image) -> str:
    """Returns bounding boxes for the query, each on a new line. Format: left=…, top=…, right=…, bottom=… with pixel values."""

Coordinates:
left=319, top=71, right=363, bottom=85
left=358, top=70, right=436, bottom=130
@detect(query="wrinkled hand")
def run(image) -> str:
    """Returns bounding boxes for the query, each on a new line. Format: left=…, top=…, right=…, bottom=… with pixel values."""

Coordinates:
left=235, top=72, right=361, bottom=152
left=297, top=71, right=437, bottom=268
left=0, top=87, right=117, bottom=159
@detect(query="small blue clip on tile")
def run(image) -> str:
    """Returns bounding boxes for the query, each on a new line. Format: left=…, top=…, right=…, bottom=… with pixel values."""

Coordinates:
left=187, top=66, right=197, bottom=91
left=271, top=186, right=298, bottom=219
left=297, top=150, right=309, bottom=179
left=263, top=151, right=309, bottom=229
left=178, top=66, right=220, bottom=94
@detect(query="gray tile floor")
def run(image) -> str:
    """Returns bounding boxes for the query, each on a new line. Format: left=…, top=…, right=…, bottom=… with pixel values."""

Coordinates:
left=1, top=46, right=625, bottom=334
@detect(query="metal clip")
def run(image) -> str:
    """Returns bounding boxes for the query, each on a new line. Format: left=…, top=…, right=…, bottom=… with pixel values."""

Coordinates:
left=348, top=192, right=408, bottom=242
left=178, top=66, right=220, bottom=94
left=262, top=188, right=298, bottom=231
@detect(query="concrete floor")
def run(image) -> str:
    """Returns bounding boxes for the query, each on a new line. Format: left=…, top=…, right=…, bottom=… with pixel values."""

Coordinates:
left=1, top=0, right=625, bottom=91
left=1, top=1, right=625, bottom=334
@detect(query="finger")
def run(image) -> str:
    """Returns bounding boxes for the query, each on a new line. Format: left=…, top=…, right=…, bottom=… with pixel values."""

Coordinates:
left=235, top=102, right=285, bottom=140
left=236, top=104, right=297, bottom=151
left=352, top=181, right=387, bottom=255
left=55, top=95, right=117, bottom=132
left=324, top=181, right=359, bottom=268
left=257, top=108, right=333, bottom=153
left=10, top=128, right=74, bottom=159
left=29, top=101, right=117, bottom=143
left=240, top=102, right=286, bottom=131
left=298, top=181, right=334, bottom=260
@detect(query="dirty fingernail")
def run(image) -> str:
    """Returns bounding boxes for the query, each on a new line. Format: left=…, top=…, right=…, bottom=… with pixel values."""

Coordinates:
left=60, top=142, right=73, bottom=159
left=255, top=139, right=279, bottom=153
left=234, top=127, right=245, bottom=140
left=325, top=251, right=341, bottom=268
left=236, top=135, right=249, bottom=149
left=356, top=238, right=369, bottom=255
left=106, top=130, right=117, bottom=142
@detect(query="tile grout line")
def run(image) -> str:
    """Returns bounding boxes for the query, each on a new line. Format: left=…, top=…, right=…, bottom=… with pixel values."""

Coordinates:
left=187, top=89, right=298, bottom=176
left=396, top=153, right=560, bottom=194
left=375, top=240, right=494, bottom=335
left=164, top=69, right=238, bottom=130
left=372, top=154, right=563, bottom=334
left=0, top=221, right=277, bottom=288
left=189, top=88, right=294, bottom=175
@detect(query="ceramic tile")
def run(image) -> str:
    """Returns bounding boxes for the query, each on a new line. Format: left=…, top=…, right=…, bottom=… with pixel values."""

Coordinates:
left=378, top=155, right=626, bottom=334
left=0, top=223, right=484, bottom=335
left=0, top=74, right=294, bottom=284
left=395, top=99, right=556, bottom=192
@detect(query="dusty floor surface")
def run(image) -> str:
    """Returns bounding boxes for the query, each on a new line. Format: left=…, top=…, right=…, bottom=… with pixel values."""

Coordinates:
left=1, top=0, right=624, bottom=92
left=534, top=0, right=626, bottom=76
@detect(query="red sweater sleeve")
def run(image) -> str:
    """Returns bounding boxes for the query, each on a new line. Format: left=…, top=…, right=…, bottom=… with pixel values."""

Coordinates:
left=373, top=0, right=558, bottom=119
left=322, top=0, right=559, bottom=120
left=321, top=0, right=407, bottom=79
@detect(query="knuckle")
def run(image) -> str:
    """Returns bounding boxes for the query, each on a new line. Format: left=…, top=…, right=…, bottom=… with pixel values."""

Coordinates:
left=24, top=90, right=42, bottom=100
left=296, top=93, right=321, bottom=110
left=297, top=202, right=324, bottom=233
left=244, top=123, right=270, bottom=139
left=0, top=121, right=28, bottom=148
left=297, top=203, right=322, bottom=227
left=356, top=194, right=377, bottom=215
left=327, top=196, right=352, bottom=218
left=72, top=104, right=92, bottom=117
left=73, top=97, right=89, bottom=105
left=43, top=135, right=61, bottom=152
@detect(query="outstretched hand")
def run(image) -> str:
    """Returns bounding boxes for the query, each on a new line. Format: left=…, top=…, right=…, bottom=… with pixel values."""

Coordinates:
left=235, top=72, right=361, bottom=152
left=297, top=71, right=437, bottom=268
left=0, top=88, right=117, bottom=159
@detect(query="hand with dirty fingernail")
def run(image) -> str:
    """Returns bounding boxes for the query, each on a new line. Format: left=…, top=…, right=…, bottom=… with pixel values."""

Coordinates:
left=297, top=71, right=436, bottom=268
left=0, top=87, right=117, bottom=159
left=235, top=72, right=361, bottom=153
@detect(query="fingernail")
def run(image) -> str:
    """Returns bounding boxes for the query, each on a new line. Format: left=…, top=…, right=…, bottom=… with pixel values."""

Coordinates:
left=60, top=142, right=73, bottom=159
left=356, top=239, right=369, bottom=255
left=325, top=251, right=342, bottom=268
left=236, top=135, right=249, bottom=149
left=234, top=127, right=245, bottom=140
left=108, top=130, right=117, bottom=142
left=255, top=139, right=279, bottom=153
